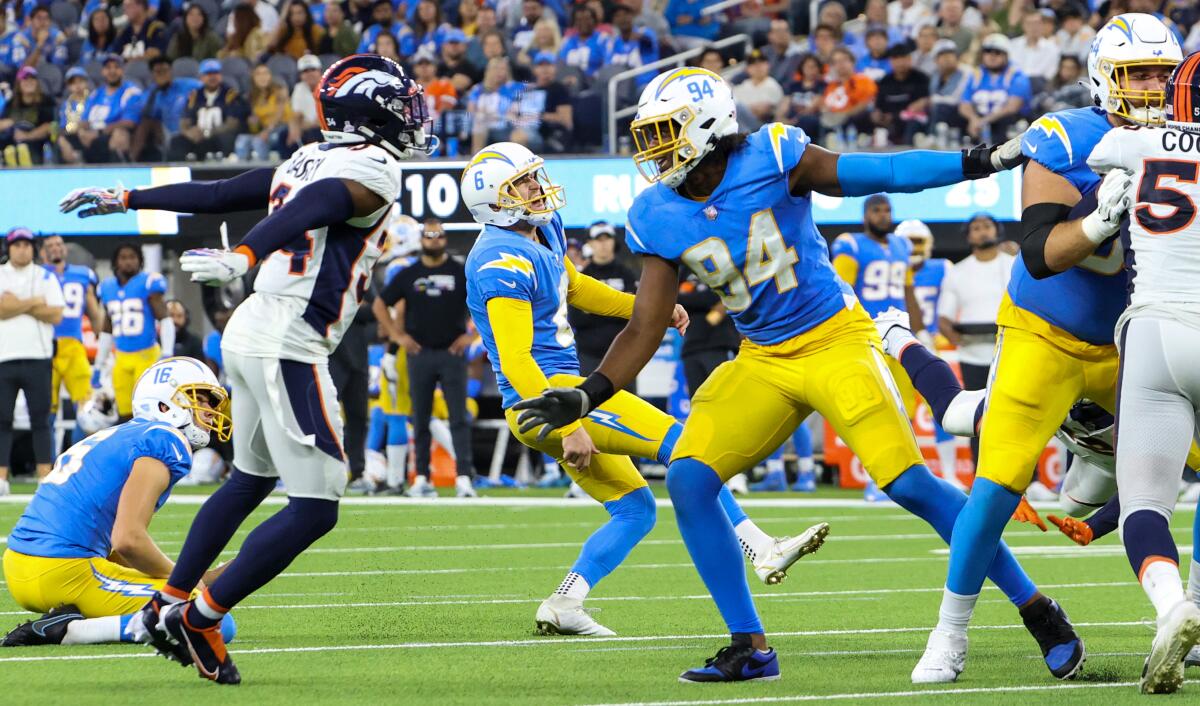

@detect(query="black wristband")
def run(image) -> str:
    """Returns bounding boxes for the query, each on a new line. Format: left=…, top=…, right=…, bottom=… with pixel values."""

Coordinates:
left=578, top=372, right=615, bottom=414
left=961, top=145, right=990, bottom=180
left=386, top=342, right=400, bottom=355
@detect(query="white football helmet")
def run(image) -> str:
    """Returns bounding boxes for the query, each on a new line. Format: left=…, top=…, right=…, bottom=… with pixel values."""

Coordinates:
left=460, top=142, right=565, bottom=227
left=384, top=205, right=420, bottom=259
left=1087, top=13, right=1182, bottom=125
left=77, top=390, right=119, bottom=435
left=896, top=219, right=933, bottom=266
left=132, top=357, right=231, bottom=450
left=631, top=67, right=738, bottom=188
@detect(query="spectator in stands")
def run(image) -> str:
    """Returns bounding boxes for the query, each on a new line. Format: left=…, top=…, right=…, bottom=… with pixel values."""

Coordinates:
left=467, top=57, right=523, bottom=152
left=936, top=0, right=974, bottom=56
left=466, top=5, right=499, bottom=65
left=515, top=18, right=561, bottom=71
left=696, top=47, right=726, bottom=74
left=510, top=0, right=548, bottom=53
left=764, top=18, right=801, bottom=86
left=358, top=0, right=411, bottom=54
left=0, top=14, right=14, bottom=77
left=809, top=23, right=838, bottom=66
left=270, top=0, right=325, bottom=59
left=169, top=58, right=246, bottom=160
left=929, top=39, right=968, bottom=130
left=220, top=3, right=270, bottom=60
left=411, top=51, right=458, bottom=151
left=114, top=0, right=167, bottom=60
left=733, top=49, right=783, bottom=131
left=559, top=5, right=606, bottom=78
left=523, top=52, right=571, bottom=152
left=132, top=55, right=202, bottom=161
left=317, top=1, right=360, bottom=56
left=347, top=0, right=375, bottom=31
left=80, top=8, right=118, bottom=65
left=1056, top=3, right=1094, bottom=60
left=0, top=66, right=54, bottom=166
left=1012, top=10, right=1060, bottom=86
left=479, top=30, right=509, bottom=65
left=167, top=4, right=222, bottom=61
left=856, top=26, right=891, bottom=83
left=1036, top=54, right=1091, bottom=113
left=604, top=3, right=659, bottom=81
left=816, top=2, right=862, bottom=57
left=235, top=62, right=290, bottom=160
left=375, top=31, right=404, bottom=63
left=167, top=300, right=205, bottom=361
left=76, top=55, right=141, bottom=163
left=959, top=33, right=1032, bottom=141
left=56, top=68, right=91, bottom=164
left=889, top=0, right=934, bottom=39
left=846, top=0, right=904, bottom=46
left=913, top=23, right=939, bottom=76
left=458, top=0, right=481, bottom=36
left=228, top=0, right=279, bottom=37
left=569, top=221, right=638, bottom=381
left=439, top=27, right=482, bottom=93
left=871, top=40, right=929, bottom=145
left=0, top=227, right=63, bottom=486
left=289, top=53, right=323, bottom=145
left=10, top=4, right=68, bottom=67
left=776, top=53, right=824, bottom=136
left=409, top=0, right=451, bottom=57
left=821, top=46, right=876, bottom=138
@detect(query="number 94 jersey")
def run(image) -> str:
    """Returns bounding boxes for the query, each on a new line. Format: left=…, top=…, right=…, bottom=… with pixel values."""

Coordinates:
left=98, top=271, right=167, bottom=353
left=625, top=123, right=855, bottom=345
left=1088, top=125, right=1200, bottom=324
left=466, top=212, right=579, bottom=408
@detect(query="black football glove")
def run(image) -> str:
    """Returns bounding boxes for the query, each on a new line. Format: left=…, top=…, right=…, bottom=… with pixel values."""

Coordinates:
left=962, top=134, right=1027, bottom=179
left=513, top=387, right=591, bottom=441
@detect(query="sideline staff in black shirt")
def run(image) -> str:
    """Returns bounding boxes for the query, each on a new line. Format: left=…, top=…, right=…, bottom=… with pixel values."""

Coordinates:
left=568, top=221, right=638, bottom=388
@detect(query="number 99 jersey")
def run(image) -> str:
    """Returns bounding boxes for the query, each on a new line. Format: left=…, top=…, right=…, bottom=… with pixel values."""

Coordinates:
left=829, top=232, right=913, bottom=317
left=466, top=212, right=579, bottom=408
left=98, top=271, right=167, bottom=353
left=625, top=123, right=855, bottom=345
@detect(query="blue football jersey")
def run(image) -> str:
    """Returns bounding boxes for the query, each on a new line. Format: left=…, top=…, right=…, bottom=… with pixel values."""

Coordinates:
left=830, top=232, right=913, bottom=317
left=625, top=123, right=855, bottom=345
left=384, top=255, right=416, bottom=287
left=911, top=258, right=949, bottom=331
left=46, top=263, right=98, bottom=341
left=466, top=212, right=579, bottom=408
left=962, top=66, right=1033, bottom=119
left=1011, top=107, right=1125, bottom=345
left=98, top=271, right=168, bottom=353
left=7, top=419, right=193, bottom=559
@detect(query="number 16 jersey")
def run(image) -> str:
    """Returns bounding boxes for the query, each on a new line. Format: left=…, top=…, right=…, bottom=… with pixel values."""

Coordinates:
left=624, top=123, right=855, bottom=345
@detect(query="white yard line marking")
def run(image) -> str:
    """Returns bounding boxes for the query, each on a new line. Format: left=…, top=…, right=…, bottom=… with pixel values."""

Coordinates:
left=0, top=621, right=1153, bottom=664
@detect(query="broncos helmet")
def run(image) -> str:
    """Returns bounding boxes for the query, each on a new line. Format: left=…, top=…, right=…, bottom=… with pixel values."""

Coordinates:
left=1166, top=51, right=1200, bottom=131
left=317, top=54, right=438, bottom=159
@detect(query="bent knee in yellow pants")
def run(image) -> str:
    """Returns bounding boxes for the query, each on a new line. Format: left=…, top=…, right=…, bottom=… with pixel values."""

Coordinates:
left=112, top=347, right=161, bottom=417
left=52, top=337, right=93, bottom=410
left=3, top=549, right=165, bottom=618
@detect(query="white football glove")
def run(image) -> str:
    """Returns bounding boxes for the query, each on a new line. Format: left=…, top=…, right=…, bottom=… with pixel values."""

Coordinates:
left=180, top=248, right=250, bottom=286
left=59, top=185, right=129, bottom=218
left=1081, top=168, right=1134, bottom=244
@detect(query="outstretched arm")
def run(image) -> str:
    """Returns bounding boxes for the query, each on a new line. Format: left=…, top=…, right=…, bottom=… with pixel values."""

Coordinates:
left=60, top=168, right=276, bottom=218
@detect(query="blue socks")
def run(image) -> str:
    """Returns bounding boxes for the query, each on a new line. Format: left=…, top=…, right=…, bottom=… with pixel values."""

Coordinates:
left=387, top=414, right=409, bottom=445
left=942, top=477, right=1028, bottom=602
left=887, top=467, right=1037, bottom=606
left=717, top=484, right=748, bottom=526
left=793, top=423, right=813, bottom=459
left=166, top=469, right=277, bottom=594
left=1123, top=509, right=1178, bottom=577
left=205, top=496, right=339, bottom=614
left=571, top=486, right=657, bottom=587
left=666, top=458, right=763, bottom=634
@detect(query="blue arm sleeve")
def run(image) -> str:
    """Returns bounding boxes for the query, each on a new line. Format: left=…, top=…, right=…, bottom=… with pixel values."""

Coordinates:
left=128, top=168, right=275, bottom=213
left=238, top=178, right=356, bottom=262
left=835, top=151, right=964, bottom=197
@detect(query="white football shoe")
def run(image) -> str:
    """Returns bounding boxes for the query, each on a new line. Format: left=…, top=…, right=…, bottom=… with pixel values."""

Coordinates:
left=1142, top=600, right=1200, bottom=694
left=874, top=307, right=918, bottom=358
left=754, top=522, right=830, bottom=585
left=726, top=473, right=749, bottom=495
left=405, top=476, right=438, bottom=498
left=535, top=595, right=615, bottom=637
left=0, top=477, right=9, bottom=496
left=911, top=629, right=968, bottom=684
left=565, top=482, right=588, bottom=499
left=455, top=476, right=477, bottom=498
left=1024, top=480, right=1058, bottom=502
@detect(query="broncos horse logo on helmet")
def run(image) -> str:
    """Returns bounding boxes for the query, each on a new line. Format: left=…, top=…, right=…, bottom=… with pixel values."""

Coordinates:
left=317, top=54, right=439, bottom=159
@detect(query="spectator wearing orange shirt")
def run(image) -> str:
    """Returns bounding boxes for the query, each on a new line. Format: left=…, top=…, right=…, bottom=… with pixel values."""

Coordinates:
left=413, top=52, right=460, bottom=153
left=821, top=46, right=876, bottom=139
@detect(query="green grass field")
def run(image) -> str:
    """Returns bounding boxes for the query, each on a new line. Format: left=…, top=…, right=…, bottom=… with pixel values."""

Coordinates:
left=1, top=485, right=1196, bottom=704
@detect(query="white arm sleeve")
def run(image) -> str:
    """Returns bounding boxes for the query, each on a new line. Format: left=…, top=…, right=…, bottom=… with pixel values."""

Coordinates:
left=95, top=332, right=114, bottom=368
left=158, top=316, right=176, bottom=358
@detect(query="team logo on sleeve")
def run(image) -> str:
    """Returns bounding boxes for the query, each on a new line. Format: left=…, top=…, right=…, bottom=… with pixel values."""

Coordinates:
left=1030, top=116, right=1074, bottom=163
left=479, top=253, right=535, bottom=278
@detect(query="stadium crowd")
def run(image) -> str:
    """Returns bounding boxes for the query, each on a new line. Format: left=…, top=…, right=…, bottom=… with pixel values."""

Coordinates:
left=1, top=0, right=1199, bottom=165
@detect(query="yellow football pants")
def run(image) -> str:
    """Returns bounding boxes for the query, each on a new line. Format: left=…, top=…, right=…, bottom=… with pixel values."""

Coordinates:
left=113, top=346, right=161, bottom=417
left=52, top=337, right=92, bottom=411
left=378, top=352, right=411, bottom=416
left=674, top=304, right=924, bottom=486
left=506, top=373, right=676, bottom=503
left=3, top=549, right=165, bottom=618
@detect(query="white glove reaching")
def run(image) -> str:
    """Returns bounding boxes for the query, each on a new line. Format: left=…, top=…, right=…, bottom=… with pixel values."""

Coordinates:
left=59, top=185, right=129, bottom=218
left=180, top=248, right=250, bottom=286
left=1081, top=168, right=1134, bottom=244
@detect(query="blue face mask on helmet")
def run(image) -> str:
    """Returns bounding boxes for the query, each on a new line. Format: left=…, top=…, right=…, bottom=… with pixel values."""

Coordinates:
left=317, top=54, right=440, bottom=159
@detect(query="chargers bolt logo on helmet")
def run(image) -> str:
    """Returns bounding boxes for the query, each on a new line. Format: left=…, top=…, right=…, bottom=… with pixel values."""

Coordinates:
left=1087, top=13, right=1182, bottom=125
left=630, top=67, right=738, bottom=188
left=461, top=143, right=566, bottom=227
left=132, top=357, right=232, bottom=450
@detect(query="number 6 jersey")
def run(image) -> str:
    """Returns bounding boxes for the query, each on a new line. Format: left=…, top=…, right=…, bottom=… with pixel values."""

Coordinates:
left=1088, top=125, right=1200, bottom=332
left=624, top=122, right=855, bottom=345
left=222, top=142, right=402, bottom=363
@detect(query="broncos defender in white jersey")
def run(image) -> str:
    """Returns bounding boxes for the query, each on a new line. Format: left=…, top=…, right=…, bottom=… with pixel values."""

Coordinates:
left=58, top=54, right=435, bottom=685
left=1083, top=53, right=1200, bottom=693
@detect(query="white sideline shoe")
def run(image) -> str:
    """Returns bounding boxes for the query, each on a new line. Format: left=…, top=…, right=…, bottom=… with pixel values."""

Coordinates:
left=911, top=629, right=967, bottom=684
left=455, top=476, right=477, bottom=498
left=405, top=476, right=438, bottom=498
left=535, top=595, right=615, bottom=637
